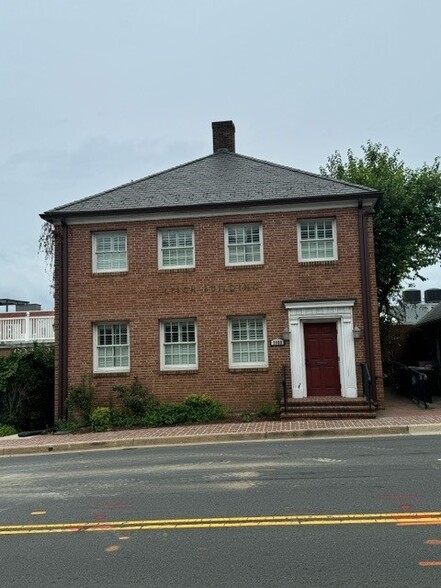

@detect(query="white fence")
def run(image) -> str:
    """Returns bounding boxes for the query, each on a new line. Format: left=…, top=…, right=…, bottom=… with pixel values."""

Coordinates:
left=0, top=314, right=54, bottom=344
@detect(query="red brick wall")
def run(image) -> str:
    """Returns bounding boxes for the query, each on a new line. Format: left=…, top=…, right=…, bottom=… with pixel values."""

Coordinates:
left=58, top=206, right=383, bottom=411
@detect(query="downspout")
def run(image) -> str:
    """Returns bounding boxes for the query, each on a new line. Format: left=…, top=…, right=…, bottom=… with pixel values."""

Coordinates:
left=358, top=201, right=377, bottom=403
left=59, top=220, right=69, bottom=420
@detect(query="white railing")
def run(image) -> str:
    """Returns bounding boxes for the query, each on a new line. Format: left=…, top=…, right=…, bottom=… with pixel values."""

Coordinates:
left=0, top=314, right=54, bottom=344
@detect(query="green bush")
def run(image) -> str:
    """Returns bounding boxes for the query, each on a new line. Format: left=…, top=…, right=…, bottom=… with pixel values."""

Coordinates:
left=138, top=403, right=186, bottom=427
left=67, top=373, right=93, bottom=423
left=255, top=403, right=279, bottom=418
left=240, top=410, right=253, bottom=422
left=0, top=424, right=17, bottom=437
left=109, top=409, right=135, bottom=429
left=90, top=407, right=112, bottom=432
left=0, top=343, right=54, bottom=430
left=113, top=377, right=157, bottom=417
left=56, top=419, right=84, bottom=433
left=183, top=394, right=228, bottom=422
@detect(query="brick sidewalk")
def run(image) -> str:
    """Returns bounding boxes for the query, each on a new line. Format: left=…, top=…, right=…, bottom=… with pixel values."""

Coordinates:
left=1, top=390, right=440, bottom=456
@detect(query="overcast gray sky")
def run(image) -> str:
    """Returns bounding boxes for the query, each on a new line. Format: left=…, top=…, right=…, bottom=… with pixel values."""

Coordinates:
left=1, top=0, right=440, bottom=310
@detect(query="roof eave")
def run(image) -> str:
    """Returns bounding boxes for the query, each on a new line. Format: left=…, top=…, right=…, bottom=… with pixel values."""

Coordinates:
left=41, top=190, right=381, bottom=222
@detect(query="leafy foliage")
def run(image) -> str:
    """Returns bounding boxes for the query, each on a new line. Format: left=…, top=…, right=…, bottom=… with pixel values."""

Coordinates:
left=321, top=142, right=441, bottom=315
left=0, top=344, right=54, bottom=430
left=38, top=221, right=56, bottom=290
left=113, top=377, right=157, bottom=417
left=0, top=424, right=17, bottom=437
left=255, top=402, right=279, bottom=418
left=182, top=393, right=228, bottom=422
left=90, top=407, right=112, bottom=432
left=66, top=373, right=94, bottom=424
left=60, top=386, right=229, bottom=431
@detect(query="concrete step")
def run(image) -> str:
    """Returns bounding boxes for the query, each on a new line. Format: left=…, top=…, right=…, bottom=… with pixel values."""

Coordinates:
left=280, top=411, right=376, bottom=420
left=284, top=404, right=372, bottom=414
left=284, top=396, right=370, bottom=407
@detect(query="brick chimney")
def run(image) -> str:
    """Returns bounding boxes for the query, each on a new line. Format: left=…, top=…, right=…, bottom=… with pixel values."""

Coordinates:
left=212, top=120, right=235, bottom=153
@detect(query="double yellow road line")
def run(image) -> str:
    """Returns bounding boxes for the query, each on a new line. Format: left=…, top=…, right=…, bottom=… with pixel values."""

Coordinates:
left=1, top=512, right=441, bottom=536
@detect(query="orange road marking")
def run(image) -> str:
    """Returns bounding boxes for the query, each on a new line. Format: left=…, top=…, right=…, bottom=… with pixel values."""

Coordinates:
left=426, top=539, right=441, bottom=545
left=419, top=561, right=441, bottom=567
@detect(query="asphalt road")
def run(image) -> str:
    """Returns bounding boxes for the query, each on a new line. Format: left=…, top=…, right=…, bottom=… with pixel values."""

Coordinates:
left=1, top=435, right=441, bottom=587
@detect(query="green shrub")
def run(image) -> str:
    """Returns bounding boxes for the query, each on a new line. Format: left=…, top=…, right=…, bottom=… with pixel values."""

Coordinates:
left=113, top=377, right=157, bottom=417
left=109, top=409, right=135, bottom=429
left=56, top=419, right=84, bottom=433
left=0, top=424, right=17, bottom=437
left=0, top=343, right=54, bottom=430
left=140, top=403, right=188, bottom=427
left=183, top=394, right=228, bottom=422
left=240, top=410, right=253, bottom=422
left=67, top=373, right=94, bottom=423
left=255, top=402, right=279, bottom=418
left=90, top=407, right=112, bottom=432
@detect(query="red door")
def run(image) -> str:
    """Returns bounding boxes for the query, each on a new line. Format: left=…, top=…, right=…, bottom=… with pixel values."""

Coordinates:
left=304, top=322, right=341, bottom=396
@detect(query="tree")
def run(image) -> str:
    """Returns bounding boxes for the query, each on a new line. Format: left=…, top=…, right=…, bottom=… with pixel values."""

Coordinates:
left=321, top=141, right=441, bottom=316
left=0, top=344, right=54, bottom=430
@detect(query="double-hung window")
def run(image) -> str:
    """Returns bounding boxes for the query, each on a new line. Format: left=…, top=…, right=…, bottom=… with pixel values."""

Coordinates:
left=93, top=231, right=127, bottom=272
left=159, top=228, right=195, bottom=269
left=225, top=223, right=263, bottom=266
left=298, top=219, right=337, bottom=261
left=228, top=317, right=267, bottom=368
left=94, top=323, right=129, bottom=372
left=161, top=319, right=197, bottom=370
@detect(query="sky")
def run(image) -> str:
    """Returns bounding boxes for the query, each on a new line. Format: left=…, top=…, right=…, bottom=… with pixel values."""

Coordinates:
left=1, top=0, right=440, bottom=310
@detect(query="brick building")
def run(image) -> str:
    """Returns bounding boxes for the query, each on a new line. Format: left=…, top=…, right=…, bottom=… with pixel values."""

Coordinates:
left=41, top=121, right=383, bottom=419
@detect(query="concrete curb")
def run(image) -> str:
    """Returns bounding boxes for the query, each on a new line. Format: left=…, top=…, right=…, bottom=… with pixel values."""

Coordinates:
left=1, top=424, right=431, bottom=457
left=407, top=423, right=441, bottom=435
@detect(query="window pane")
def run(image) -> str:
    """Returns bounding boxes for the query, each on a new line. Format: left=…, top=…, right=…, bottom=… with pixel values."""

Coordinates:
left=96, top=323, right=129, bottom=370
left=227, top=224, right=262, bottom=264
left=95, top=232, right=127, bottom=271
left=230, top=318, right=266, bottom=365
left=299, top=220, right=335, bottom=261
left=162, top=320, right=197, bottom=368
left=161, top=229, right=194, bottom=267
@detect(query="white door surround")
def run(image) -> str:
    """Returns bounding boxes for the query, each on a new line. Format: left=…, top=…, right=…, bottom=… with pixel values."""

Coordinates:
left=284, top=299, right=357, bottom=399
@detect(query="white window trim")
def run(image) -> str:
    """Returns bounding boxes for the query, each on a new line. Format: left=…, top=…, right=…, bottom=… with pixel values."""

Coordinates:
left=158, top=227, right=195, bottom=270
left=160, top=319, right=198, bottom=371
left=228, top=316, right=268, bottom=369
left=93, top=322, right=130, bottom=374
left=224, top=223, right=264, bottom=267
left=92, top=231, right=128, bottom=273
left=297, top=218, right=337, bottom=262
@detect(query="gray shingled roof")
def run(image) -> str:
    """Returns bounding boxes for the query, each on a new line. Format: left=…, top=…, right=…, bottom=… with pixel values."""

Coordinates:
left=417, top=302, right=441, bottom=326
left=42, top=150, right=379, bottom=219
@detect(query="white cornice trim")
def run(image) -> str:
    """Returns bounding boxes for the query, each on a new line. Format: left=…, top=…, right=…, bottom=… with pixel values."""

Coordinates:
left=62, top=199, right=377, bottom=225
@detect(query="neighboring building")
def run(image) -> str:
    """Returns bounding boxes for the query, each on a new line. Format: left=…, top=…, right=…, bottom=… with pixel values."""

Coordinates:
left=392, top=289, right=441, bottom=325
left=0, top=299, right=54, bottom=356
left=415, top=302, right=441, bottom=365
left=41, top=121, right=383, bottom=420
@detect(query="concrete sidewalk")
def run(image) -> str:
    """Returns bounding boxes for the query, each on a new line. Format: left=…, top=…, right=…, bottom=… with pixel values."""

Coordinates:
left=1, top=390, right=441, bottom=456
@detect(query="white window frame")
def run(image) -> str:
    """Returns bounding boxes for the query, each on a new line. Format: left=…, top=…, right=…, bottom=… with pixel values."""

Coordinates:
left=93, top=322, right=130, bottom=373
left=297, top=218, right=337, bottom=262
left=92, top=231, right=128, bottom=273
left=160, top=319, right=198, bottom=371
left=224, top=223, right=263, bottom=266
left=228, top=316, right=268, bottom=369
left=158, top=227, right=195, bottom=269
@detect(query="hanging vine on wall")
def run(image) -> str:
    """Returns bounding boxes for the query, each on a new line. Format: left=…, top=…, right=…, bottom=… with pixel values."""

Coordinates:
left=38, top=221, right=56, bottom=291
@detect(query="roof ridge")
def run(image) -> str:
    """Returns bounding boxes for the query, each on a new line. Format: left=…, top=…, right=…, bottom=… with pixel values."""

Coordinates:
left=231, top=151, right=379, bottom=193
